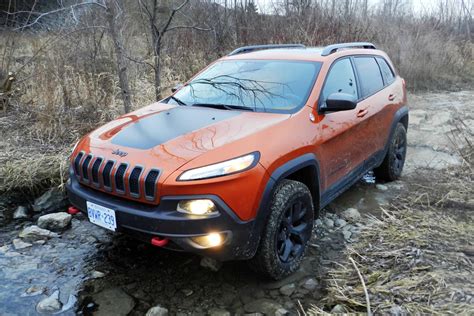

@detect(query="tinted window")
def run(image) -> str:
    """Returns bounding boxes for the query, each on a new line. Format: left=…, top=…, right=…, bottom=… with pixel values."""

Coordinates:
left=354, top=57, right=384, bottom=97
left=170, top=60, right=322, bottom=113
left=376, top=57, right=395, bottom=85
left=322, top=58, right=357, bottom=102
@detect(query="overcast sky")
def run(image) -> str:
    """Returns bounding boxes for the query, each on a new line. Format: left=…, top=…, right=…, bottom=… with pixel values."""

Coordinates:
left=252, top=0, right=440, bottom=14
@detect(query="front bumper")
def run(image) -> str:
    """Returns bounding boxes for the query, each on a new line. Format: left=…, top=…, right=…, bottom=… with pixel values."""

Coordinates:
left=67, top=176, right=259, bottom=261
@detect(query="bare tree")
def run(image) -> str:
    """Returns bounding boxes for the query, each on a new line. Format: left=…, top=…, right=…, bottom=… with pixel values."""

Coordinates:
left=105, top=0, right=132, bottom=113
left=138, top=0, right=209, bottom=101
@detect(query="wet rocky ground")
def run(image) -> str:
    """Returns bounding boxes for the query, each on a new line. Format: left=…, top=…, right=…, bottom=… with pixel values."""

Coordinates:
left=0, top=90, right=472, bottom=315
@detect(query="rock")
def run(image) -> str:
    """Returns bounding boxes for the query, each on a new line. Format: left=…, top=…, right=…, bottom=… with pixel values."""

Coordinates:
left=244, top=299, right=283, bottom=315
left=182, top=288, right=193, bottom=296
left=376, top=184, right=388, bottom=191
left=343, top=230, right=352, bottom=241
left=19, top=225, right=59, bottom=241
left=93, top=288, right=135, bottom=316
left=461, top=245, right=474, bottom=257
left=302, top=278, right=318, bottom=291
left=146, top=305, right=169, bottom=316
left=200, top=257, right=222, bottom=272
left=314, top=219, right=323, bottom=227
left=275, top=308, right=290, bottom=316
left=341, top=208, right=361, bottom=223
left=334, top=218, right=347, bottom=227
left=38, top=212, right=72, bottom=231
left=33, top=188, right=68, bottom=214
left=330, top=304, right=346, bottom=313
left=12, top=238, right=32, bottom=250
left=13, top=206, right=29, bottom=219
left=36, top=290, right=62, bottom=314
left=389, top=304, right=404, bottom=316
left=91, top=271, right=106, bottom=279
left=0, top=245, right=10, bottom=253
left=279, top=283, right=295, bottom=296
left=323, top=218, right=334, bottom=228
left=208, top=308, right=231, bottom=316
left=21, top=285, right=46, bottom=297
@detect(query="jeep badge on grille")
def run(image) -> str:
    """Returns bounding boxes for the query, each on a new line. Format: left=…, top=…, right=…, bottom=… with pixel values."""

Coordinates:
left=112, top=149, right=128, bottom=157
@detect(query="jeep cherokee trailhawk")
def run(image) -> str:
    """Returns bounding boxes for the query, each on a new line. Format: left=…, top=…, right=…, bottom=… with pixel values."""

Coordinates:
left=67, top=42, right=408, bottom=279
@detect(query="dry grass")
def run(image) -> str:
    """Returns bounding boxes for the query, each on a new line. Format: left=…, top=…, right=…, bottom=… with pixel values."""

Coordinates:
left=308, top=129, right=474, bottom=315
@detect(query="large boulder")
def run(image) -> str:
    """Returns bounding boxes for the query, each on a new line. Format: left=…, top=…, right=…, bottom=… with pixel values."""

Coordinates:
left=38, top=212, right=72, bottom=231
left=92, top=288, right=135, bottom=316
left=146, top=305, right=169, bottom=316
left=19, top=225, right=59, bottom=241
left=36, top=290, right=62, bottom=314
left=33, top=188, right=68, bottom=214
left=341, top=208, right=361, bottom=223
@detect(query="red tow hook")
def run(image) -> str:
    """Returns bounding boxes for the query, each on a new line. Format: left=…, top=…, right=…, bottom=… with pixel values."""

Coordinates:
left=68, top=206, right=80, bottom=215
left=151, top=236, right=169, bottom=247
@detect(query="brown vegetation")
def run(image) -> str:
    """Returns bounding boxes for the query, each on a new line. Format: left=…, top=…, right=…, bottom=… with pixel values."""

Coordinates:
left=0, top=0, right=473, bottom=195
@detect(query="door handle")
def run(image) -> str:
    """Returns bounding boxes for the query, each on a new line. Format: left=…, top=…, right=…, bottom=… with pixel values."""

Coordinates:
left=357, top=108, right=368, bottom=117
left=388, top=94, right=396, bottom=101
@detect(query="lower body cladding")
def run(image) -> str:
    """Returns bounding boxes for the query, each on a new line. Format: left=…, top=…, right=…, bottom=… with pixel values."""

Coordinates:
left=66, top=176, right=258, bottom=261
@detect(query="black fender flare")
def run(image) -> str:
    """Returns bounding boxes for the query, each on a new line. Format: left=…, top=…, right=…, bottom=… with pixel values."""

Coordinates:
left=378, top=105, right=409, bottom=165
left=246, top=153, right=321, bottom=257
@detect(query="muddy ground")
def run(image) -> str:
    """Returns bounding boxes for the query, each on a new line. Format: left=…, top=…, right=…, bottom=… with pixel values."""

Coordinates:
left=0, top=90, right=472, bottom=315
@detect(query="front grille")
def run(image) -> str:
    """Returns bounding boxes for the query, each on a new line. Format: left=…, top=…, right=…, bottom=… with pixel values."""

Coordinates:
left=129, top=166, right=143, bottom=196
left=72, top=153, right=160, bottom=201
left=91, top=158, right=103, bottom=184
left=81, top=155, right=92, bottom=181
left=115, top=164, right=127, bottom=192
left=145, top=169, right=160, bottom=200
left=74, top=152, right=84, bottom=175
left=102, top=161, right=114, bottom=188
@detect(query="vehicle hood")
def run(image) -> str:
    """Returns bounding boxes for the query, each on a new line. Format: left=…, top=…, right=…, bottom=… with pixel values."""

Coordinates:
left=78, top=103, right=289, bottom=180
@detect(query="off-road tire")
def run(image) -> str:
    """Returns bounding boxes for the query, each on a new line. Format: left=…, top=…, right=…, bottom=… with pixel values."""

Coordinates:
left=248, top=179, right=314, bottom=280
left=375, top=122, right=407, bottom=181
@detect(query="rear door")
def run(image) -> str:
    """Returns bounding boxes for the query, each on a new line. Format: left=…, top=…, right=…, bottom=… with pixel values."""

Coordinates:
left=352, top=56, right=396, bottom=161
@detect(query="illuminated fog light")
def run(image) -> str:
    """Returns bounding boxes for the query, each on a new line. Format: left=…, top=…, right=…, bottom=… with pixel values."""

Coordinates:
left=191, top=233, right=223, bottom=248
left=177, top=199, right=217, bottom=215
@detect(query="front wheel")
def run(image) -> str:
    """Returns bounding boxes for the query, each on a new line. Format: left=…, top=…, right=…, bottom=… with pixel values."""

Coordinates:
left=249, top=180, right=314, bottom=280
left=375, top=122, right=407, bottom=181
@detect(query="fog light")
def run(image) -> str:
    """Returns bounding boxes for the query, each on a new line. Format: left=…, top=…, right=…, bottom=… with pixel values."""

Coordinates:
left=177, top=199, right=217, bottom=215
left=191, top=233, right=223, bottom=248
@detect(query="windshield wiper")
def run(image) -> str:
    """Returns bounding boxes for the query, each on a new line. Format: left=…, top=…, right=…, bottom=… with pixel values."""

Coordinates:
left=169, top=95, right=188, bottom=106
left=192, top=103, right=255, bottom=112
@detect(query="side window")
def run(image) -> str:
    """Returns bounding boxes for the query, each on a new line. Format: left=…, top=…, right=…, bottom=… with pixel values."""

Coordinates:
left=353, top=57, right=384, bottom=98
left=322, top=58, right=357, bottom=103
left=376, top=57, right=395, bottom=85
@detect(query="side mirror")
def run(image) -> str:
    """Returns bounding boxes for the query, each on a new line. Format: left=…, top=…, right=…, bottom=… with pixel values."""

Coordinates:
left=171, top=83, right=184, bottom=93
left=320, top=93, right=357, bottom=112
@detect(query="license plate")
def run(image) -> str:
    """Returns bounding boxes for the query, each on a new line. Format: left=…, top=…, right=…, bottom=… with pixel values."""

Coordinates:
left=87, top=201, right=117, bottom=231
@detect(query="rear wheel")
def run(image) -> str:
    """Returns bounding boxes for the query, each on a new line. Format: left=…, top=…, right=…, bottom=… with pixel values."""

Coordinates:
left=375, top=122, right=407, bottom=181
left=249, top=180, right=314, bottom=280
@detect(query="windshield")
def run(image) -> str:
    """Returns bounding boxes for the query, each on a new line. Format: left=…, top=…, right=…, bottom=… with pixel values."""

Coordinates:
left=168, top=60, right=322, bottom=113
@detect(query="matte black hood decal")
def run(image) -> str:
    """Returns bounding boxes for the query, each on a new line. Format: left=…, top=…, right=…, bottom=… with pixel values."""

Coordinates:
left=111, top=106, right=240, bottom=150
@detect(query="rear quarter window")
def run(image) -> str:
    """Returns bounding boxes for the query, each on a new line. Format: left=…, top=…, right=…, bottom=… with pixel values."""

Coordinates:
left=376, top=57, right=395, bottom=85
left=353, top=57, right=384, bottom=98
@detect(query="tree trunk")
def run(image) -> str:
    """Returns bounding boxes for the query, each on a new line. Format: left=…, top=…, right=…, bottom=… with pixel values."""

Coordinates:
left=105, top=0, right=132, bottom=113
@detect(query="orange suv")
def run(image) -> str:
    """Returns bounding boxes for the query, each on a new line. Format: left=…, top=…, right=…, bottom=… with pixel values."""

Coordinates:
left=67, top=42, right=408, bottom=279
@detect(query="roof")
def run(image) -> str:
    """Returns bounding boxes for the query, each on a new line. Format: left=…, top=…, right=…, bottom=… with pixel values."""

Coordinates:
left=223, top=42, right=380, bottom=62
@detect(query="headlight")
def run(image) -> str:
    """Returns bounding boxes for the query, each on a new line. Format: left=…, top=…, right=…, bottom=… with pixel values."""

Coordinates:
left=177, top=152, right=259, bottom=181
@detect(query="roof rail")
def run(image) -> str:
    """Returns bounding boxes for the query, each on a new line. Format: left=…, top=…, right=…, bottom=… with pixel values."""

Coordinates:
left=321, top=42, right=376, bottom=56
left=228, top=44, right=306, bottom=56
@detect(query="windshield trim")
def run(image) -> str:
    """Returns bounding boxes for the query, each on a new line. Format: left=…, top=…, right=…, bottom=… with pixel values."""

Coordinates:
left=169, top=59, right=322, bottom=114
